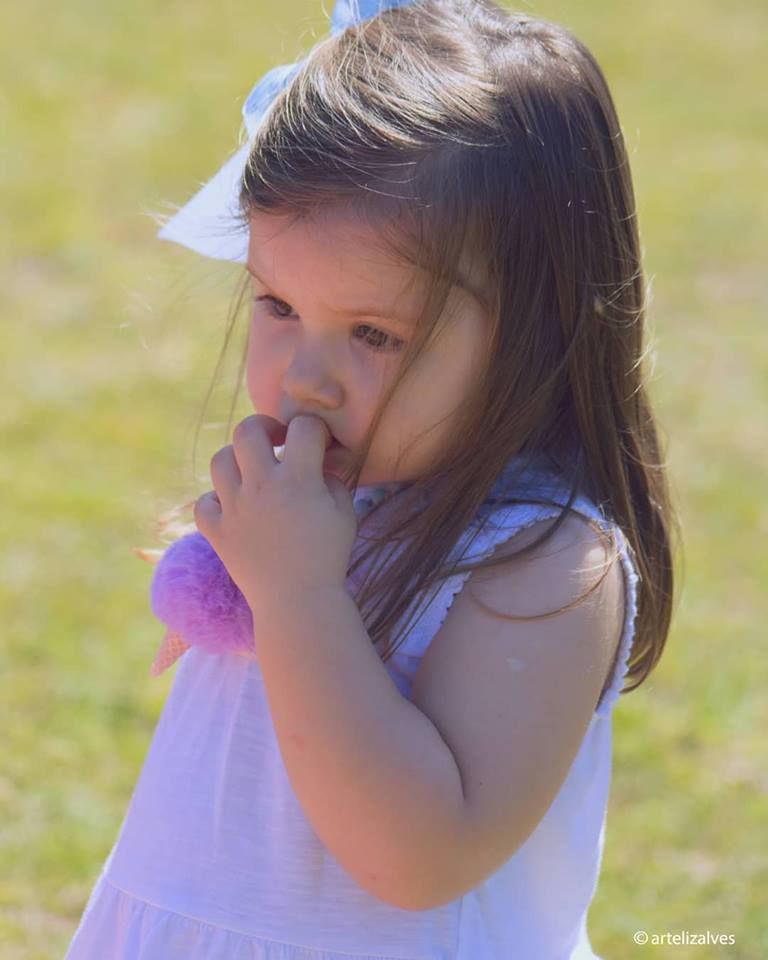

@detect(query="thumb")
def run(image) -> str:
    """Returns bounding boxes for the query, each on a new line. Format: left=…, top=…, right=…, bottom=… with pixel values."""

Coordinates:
left=325, top=474, right=356, bottom=515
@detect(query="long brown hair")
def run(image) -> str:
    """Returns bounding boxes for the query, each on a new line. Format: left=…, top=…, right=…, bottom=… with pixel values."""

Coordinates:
left=149, top=0, right=682, bottom=697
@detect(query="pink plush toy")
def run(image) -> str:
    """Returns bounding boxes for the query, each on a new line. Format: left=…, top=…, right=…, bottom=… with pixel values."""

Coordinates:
left=141, top=483, right=405, bottom=676
left=147, top=531, right=256, bottom=676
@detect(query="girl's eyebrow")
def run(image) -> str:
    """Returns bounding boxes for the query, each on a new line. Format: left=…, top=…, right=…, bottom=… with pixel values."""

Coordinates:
left=245, top=263, right=417, bottom=325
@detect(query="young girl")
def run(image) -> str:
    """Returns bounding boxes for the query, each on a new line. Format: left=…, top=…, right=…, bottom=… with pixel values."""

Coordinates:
left=65, top=0, right=680, bottom=957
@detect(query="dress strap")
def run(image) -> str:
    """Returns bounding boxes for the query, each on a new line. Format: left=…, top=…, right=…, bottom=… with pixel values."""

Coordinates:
left=386, top=493, right=640, bottom=719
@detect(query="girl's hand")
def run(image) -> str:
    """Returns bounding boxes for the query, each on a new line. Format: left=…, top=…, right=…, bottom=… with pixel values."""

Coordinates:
left=193, top=414, right=359, bottom=618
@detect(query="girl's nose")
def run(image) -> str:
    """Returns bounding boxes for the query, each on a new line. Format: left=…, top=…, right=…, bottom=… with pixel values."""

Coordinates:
left=281, top=347, right=344, bottom=409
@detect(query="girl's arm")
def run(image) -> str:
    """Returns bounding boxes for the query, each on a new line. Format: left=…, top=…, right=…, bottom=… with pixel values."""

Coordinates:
left=250, top=512, right=623, bottom=911
left=251, top=584, right=467, bottom=909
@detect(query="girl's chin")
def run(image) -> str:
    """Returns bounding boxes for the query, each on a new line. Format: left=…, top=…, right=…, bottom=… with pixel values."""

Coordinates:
left=323, top=458, right=371, bottom=487
left=322, top=445, right=354, bottom=483
left=321, top=448, right=403, bottom=489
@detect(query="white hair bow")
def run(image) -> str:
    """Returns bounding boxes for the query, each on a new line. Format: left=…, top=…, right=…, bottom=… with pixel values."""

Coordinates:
left=156, top=0, right=417, bottom=263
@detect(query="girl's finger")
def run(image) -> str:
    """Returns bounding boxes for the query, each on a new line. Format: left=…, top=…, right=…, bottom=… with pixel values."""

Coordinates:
left=210, top=445, right=242, bottom=502
left=232, top=414, right=287, bottom=474
left=193, top=490, right=222, bottom=530
left=282, top=415, right=333, bottom=476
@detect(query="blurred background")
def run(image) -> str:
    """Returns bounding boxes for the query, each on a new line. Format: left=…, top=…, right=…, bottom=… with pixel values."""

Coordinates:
left=2, top=0, right=766, bottom=956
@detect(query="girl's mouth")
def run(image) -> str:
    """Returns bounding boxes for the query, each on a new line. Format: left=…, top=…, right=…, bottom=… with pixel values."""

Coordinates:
left=325, top=438, right=345, bottom=459
left=273, top=438, right=344, bottom=462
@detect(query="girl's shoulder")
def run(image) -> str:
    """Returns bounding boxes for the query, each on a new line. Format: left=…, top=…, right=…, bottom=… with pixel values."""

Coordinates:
left=470, top=454, right=641, bottom=717
left=383, top=454, right=640, bottom=719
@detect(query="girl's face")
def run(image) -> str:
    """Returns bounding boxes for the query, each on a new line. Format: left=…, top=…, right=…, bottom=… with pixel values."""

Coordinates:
left=245, top=209, right=488, bottom=487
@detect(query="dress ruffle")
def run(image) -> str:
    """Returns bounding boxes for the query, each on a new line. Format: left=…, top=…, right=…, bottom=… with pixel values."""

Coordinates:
left=67, top=877, right=421, bottom=960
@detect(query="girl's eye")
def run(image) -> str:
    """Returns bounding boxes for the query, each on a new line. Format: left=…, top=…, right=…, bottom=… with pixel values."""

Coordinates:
left=354, top=324, right=406, bottom=353
left=253, top=295, right=406, bottom=354
left=254, top=294, right=295, bottom=319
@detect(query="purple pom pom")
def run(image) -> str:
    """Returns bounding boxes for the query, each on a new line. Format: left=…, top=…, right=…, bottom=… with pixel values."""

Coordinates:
left=150, top=532, right=254, bottom=656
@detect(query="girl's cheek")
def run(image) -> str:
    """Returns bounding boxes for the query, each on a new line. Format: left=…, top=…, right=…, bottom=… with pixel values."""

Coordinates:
left=246, top=338, right=279, bottom=407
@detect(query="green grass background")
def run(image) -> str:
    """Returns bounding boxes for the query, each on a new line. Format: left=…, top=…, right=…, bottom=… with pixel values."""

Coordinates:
left=2, top=0, right=766, bottom=956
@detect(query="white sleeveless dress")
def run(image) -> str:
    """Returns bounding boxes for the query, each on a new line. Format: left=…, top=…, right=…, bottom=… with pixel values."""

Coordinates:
left=64, top=455, right=639, bottom=959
